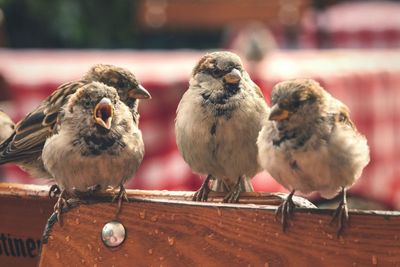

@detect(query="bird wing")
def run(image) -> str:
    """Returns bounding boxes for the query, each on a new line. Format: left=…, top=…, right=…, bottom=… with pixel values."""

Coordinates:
left=0, top=80, right=87, bottom=163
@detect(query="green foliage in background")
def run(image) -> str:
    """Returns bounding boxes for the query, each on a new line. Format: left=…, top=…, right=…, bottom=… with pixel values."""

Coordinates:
left=1, top=0, right=137, bottom=48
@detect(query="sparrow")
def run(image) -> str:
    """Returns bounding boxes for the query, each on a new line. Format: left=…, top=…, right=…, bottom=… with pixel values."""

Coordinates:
left=175, top=51, right=269, bottom=203
left=0, top=110, right=14, bottom=143
left=42, top=82, right=145, bottom=217
left=0, top=64, right=150, bottom=179
left=257, top=78, right=370, bottom=235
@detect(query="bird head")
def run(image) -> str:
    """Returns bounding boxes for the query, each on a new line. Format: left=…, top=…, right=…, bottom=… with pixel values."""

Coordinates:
left=85, top=64, right=151, bottom=110
left=68, top=82, right=121, bottom=131
left=192, top=51, right=244, bottom=94
left=269, top=79, right=325, bottom=129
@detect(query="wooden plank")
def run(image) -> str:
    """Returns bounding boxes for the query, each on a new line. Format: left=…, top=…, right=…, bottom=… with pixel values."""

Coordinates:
left=39, top=197, right=400, bottom=267
left=2, top=183, right=399, bottom=266
left=0, top=184, right=55, bottom=267
left=0, top=183, right=311, bottom=266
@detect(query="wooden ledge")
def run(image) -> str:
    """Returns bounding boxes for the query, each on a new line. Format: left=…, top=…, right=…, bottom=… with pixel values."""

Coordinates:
left=39, top=196, right=400, bottom=267
left=0, top=183, right=314, bottom=207
left=1, top=183, right=400, bottom=266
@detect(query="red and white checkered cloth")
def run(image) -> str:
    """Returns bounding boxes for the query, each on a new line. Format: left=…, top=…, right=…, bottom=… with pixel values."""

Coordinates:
left=300, top=2, right=400, bottom=49
left=0, top=49, right=399, bottom=208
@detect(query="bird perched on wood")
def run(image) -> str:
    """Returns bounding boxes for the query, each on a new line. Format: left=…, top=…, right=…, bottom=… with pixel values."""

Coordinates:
left=257, top=78, right=370, bottom=235
left=42, top=82, right=145, bottom=217
left=0, top=64, right=150, bottom=179
left=0, top=110, right=14, bottom=143
left=175, top=51, right=269, bottom=203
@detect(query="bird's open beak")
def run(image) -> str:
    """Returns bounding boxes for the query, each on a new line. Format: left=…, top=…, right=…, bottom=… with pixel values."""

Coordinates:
left=94, top=97, right=114, bottom=129
left=223, top=68, right=242, bottom=84
left=269, top=104, right=290, bottom=121
left=128, top=84, right=152, bottom=99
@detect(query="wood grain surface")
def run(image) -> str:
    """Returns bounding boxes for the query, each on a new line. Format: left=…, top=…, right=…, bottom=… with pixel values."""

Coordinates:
left=39, top=197, right=400, bottom=267
left=1, top=183, right=400, bottom=267
left=0, top=184, right=55, bottom=267
left=0, top=183, right=311, bottom=267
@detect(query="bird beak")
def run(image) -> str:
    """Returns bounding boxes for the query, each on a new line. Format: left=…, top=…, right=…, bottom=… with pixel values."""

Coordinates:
left=223, top=68, right=242, bottom=84
left=269, top=104, right=290, bottom=121
left=94, top=97, right=114, bottom=129
left=128, top=84, right=152, bottom=99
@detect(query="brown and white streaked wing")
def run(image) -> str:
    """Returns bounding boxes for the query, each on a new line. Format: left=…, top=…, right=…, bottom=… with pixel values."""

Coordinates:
left=0, top=80, right=87, bottom=164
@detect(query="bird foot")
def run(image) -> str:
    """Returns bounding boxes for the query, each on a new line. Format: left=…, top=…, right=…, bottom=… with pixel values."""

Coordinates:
left=222, top=187, right=241, bottom=203
left=48, top=184, right=61, bottom=198
left=54, top=190, right=68, bottom=226
left=222, top=176, right=244, bottom=203
left=275, top=190, right=296, bottom=232
left=112, top=185, right=129, bottom=216
left=193, top=175, right=212, bottom=202
left=222, top=190, right=240, bottom=203
left=331, top=198, right=349, bottom=237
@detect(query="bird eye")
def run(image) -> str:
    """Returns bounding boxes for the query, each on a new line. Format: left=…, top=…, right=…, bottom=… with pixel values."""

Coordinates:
left=292, top=100, right=301, bottom=109
left=117, top=80, right=127, bottom=88
left=211, top=68, right=223, bottom=78
left=83, top=99, right=91, bottom=108
left=234, top=65, right=242, bottom=71
left=279, top=100, right=290, bottom=109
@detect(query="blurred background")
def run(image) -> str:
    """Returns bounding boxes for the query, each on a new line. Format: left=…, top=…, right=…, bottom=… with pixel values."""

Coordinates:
left=0, top=0, right=399, bottom=210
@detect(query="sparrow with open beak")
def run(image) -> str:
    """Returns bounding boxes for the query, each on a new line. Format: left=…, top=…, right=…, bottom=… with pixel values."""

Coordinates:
left=257, top=79, right=370, bottom=235
left=94, top=97, right=114, bottom=130
left=42, top=82, right=145, bottom=218
left=175, top=51, right=269, bottom=202
left=0, top=64, right=150, bottom=180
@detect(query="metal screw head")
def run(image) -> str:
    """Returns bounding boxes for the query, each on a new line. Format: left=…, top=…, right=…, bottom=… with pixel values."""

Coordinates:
left=101, top=221, right=126, bottom=248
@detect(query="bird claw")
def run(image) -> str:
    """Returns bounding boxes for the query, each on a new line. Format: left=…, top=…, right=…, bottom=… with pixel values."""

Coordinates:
left=48, top=184, right=61, bottom=198
left=222, top=187, right=241, bottom=203
left=193, top=175, right=212, bottom=202
left=193, top=186, right=210, bottom=202
left=331, top=188, right=349, bottom=237
left=53, top=189, right=68, bottom=226
left=222, top=176, right=244, bottom=203
left=113, top=185, right=129, bottom=216
left=275, top=190, right=296, bottom=232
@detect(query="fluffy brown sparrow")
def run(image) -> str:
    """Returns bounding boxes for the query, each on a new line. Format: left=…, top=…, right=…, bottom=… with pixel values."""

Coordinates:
left=175, top=51, right=269, bottom=203
left=257, top=78, right=370, bottom=235
left=0, top=64, right=150, bottom=179
left=0, top=110, right=14, bottom=143
left=42, top=82, right=145, bottom=217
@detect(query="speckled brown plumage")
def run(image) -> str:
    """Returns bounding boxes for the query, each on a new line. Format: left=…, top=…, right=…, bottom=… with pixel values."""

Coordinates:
left=257, top=78, right=370, bottom=235
left=0, top=64, right=150, bottom=178
left=176, top=51, right=270, bottom=203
